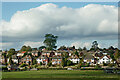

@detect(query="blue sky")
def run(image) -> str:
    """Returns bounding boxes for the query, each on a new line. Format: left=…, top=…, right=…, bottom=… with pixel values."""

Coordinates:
left=2, top=2, right=118, bottom=21
left=1, top=2, right=118, bottom=50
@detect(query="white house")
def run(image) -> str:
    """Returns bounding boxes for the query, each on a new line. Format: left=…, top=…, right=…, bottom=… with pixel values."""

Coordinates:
left=68, top=55, right=80, bottom=64
left=36, top=55, right=48, bottom=65
left=83, top=54, right=95, bottom=65
left=17, top=51, right=26, bottom=57
left=98, top=55, right=112, bottom=64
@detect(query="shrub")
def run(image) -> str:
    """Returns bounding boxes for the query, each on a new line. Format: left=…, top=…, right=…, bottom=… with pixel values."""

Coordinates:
left=48, top=62, right=52, bottom=67
left=20, top=63, right=28, bottom=67
left=67, top=60, right=73, bottom=66
left=95, top=64, right=101, bottom=69
left=2, top=66, right=8, bottom=72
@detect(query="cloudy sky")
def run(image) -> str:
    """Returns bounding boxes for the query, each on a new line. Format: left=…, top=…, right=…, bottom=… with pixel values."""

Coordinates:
left=0, top=2, right=118, bottom=50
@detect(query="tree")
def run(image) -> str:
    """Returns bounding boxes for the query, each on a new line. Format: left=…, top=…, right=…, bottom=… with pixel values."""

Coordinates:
left=20, top=45, right=27, bottom=52
left=39, top=46, right=46, bottom=50
left=67, top=60, right=73, bottom=66
left=61, top=58, right=66, bottom=67
left=8, top=48, right=16, bottom=57
left=2, top=53, right=7, bottom=66
left=9, top=57, right=13, bottom=65
left=32, top=58, right=37, bottom=65
left=26, top=46, right=32, bottom=51
left=114, top=49, right=120, bottom=67
left=58, top=45, right=67, bottom=50
left=92, top=41, right=98, bottom=50
left=78, top=47, right=82, bottom=51
left=43, top=34, right=58, bottom=50
left=74, top=50, right=79, bottom=57
left=83, top=47, right=87, bottom=51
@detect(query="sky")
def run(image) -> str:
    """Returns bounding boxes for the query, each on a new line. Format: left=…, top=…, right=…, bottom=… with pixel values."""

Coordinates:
left=0, top=2, right=119, bottom=50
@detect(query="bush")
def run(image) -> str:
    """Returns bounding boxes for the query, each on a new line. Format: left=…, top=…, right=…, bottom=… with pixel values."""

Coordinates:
left=48, top=62, right=52, bottom=67
left=34, top=64, right=38, bottom=68
left=95, top=64, right=101, bottom=69
left=108, top=64, right=115, bottom=67
left=2, top=66, right=8, bottom=72
left=67, top=60, right=73, bottom=66
left=20, top=63, right=28, bottom=67
left=40, top=62, right=42, bottom=65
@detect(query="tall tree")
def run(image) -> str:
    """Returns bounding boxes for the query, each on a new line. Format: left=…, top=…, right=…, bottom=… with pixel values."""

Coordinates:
left=8, top=48, right=16, bottom=57
left=20, top=45, right=27, bottom=52
left=83, top=47, right=87, bottom=51
left=39, top=46, right=46, bottom=50
left=92, top=41, right=98, bottom=50
left=114, top=49, right=120, bottom=67
left=43, top=34, right=58, bottom=50
left=9, top=56, right=13, bottom=65
left=26, top=46, right=32, bottom=51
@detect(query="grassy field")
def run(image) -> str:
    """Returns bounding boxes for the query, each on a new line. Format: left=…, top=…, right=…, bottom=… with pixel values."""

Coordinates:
left=2, top=70, right=120, bottom=80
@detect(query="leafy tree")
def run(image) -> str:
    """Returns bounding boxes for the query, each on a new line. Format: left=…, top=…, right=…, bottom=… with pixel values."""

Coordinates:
left=48, top=62, right=52, bottom=67
left=26, top=46, right=32, bottom=51
left=78, top=47, right=82, bottom=51
left=74, top=50, right=79, bottom=57
left=61, top=58, right=66, bottom=67
left=20, top=45, right=32, bottom=52
left=83, top=47, right=86, bottom=50
left=40, top=62, right=42, bottom=65
left=9, top=57, right=13, bottom=65
left=20, top=45, right=27, bottom=52
left=2, top=53, right=7, bottom=66
left=8, top=48, right=16, bottom=57
left=58, top=45, right=67, bottom=50
left=43, top=34, right=58, bottom=50
left=67, top=60, right=73, bottom=66
left=39, top=46, right=46, bottom=50
left=114, top=49, right=120, bottom=67
left=92, top=41, right=98, bottom=50
left=32, top=58, right=37, bottom=65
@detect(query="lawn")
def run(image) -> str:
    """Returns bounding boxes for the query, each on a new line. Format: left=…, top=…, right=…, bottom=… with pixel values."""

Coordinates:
left=2, top=70, right=120, bottom=80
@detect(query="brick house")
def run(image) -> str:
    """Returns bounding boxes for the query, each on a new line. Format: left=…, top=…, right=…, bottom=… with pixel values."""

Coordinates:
left=21, top=55, right=32, bottom=65
left=52, top=56, right=62, bottom=65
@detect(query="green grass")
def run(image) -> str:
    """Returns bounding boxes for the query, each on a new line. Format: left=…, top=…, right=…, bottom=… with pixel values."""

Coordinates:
left=2, top=70, right=120, bottom=80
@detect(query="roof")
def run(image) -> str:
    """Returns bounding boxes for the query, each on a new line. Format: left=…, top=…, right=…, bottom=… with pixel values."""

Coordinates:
left=84, top=54, right=94, bottom=59
left=100, top=55, right=111, bottom=59
left=21, top=51, right=26, bottom=53
left=68, top=55, right=79, bottom=59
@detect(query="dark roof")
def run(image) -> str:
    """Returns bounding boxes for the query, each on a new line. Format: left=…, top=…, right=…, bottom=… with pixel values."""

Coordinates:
left=84, top=54, right=94, bottom=59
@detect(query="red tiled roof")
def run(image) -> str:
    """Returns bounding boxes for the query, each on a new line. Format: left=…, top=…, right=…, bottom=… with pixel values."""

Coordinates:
left=21, top=51, right=26, bottom=53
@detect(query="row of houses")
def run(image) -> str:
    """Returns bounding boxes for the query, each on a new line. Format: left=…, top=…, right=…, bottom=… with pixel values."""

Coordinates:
left=0, top=50, right=114, bottom=66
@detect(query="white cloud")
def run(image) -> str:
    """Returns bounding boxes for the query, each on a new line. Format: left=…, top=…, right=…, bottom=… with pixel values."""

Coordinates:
left=0, top=42, right=14, bottom=50
left=24, top=41, right=44, bottom=48
left=70, top=41, right=91, bottom=49
left=0, top=3, right=118, bottom=42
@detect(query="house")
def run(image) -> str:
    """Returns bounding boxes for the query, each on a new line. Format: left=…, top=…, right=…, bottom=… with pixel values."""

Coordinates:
left=98, top=55, right=112, bottom=65
left=12, top=54, right=18, bottom=64
left=84, top=54, right=95, bottom=65
left=17, top=51, right=26, bottom=57
left=37, top=55, right=48, bottom=65
left=1, top=52, right=7, bottom=64
left=21, top=55, right=32, bottom=65
left=7, top=64, right=18, bottom=71
left=52, top=56, right=62, bottom=65
left=29, top=51, right=39, bottom=56
left=68, top=55, right=80, bottom=64
left=7, top=54, right=18, bottom=64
